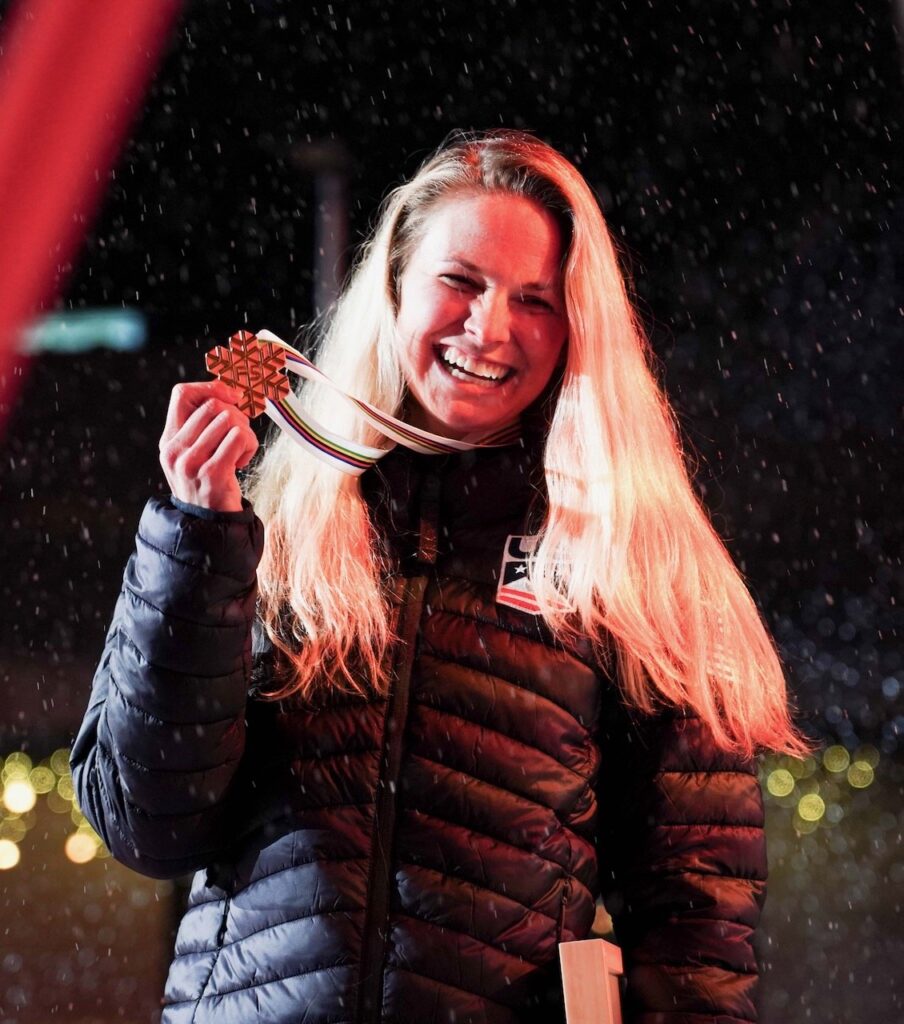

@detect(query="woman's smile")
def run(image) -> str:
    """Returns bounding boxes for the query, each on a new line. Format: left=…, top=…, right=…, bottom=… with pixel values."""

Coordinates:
left=435, top=343, right=514, bottom=385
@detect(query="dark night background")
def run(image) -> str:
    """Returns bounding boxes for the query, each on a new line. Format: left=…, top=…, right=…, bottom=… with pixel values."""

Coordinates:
left=1, top=1, right=902, bottom=1021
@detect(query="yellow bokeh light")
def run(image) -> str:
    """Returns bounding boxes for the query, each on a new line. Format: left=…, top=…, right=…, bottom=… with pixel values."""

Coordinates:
left=847, top=761, right=874, bottom=789
left=797, top=793, right=825, bottom=822
left=0, top=838, right=20, bottom=870
left=29, top=766, right=55, bottom=794
left=50, top=748, right=71, bottom=775
left=1, top=752, right=32, bottom=784
left=794, top=815, right=819, bottom=835
left=782, top=755, right=817, bottom=780
left=767, top=769, right=795, bottom=797
left=853, top=745, right=879, bottom=769
left=3, top=779, right=37, bottom=814
left=45, top=789, right=71, bottom=815
left=823, top=745, right=851, bottom=773
left=64, top=832, right=98, bottom=864
left=56, top=775, right=75, bottom=801
left=0, top=817, right=27, bottom=843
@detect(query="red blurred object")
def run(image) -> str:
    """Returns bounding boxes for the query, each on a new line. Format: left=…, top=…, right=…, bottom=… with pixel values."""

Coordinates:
left=0, top=0, right=182, bottom=431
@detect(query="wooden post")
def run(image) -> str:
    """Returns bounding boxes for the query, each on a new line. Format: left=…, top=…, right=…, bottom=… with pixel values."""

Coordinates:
left=559, top=938, right=624, bottom=1024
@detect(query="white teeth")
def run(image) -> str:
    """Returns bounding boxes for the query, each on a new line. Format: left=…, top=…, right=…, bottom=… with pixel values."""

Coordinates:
left=439, top=346, right=510, bottom=381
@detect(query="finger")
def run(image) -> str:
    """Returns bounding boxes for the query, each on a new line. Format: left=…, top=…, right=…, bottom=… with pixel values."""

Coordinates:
left=162, top=380, right=241, bottom=441
left=215, top=418, right=258, bottom=468
left=197, top=423, right=256, bottom=481
left=235, top=432, right=260, bottom=470
left=163, top=392, right=246, bottom=455
left=172, top=407, right=245, bottom=477
left=219, top=423, right=256, bottom=466
left=170, top=422, right=249, bottom=511
left=161, top=405, right=229, bottom=481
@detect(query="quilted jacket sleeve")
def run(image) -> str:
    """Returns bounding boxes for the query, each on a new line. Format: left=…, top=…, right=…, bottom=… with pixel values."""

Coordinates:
left=596, top=707, right=767, bottom=1024
left=70, top=496, right=265, bottom=879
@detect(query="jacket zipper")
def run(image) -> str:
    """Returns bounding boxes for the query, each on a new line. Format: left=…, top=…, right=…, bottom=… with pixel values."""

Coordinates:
left=356, top=470, right=440, bottom=1023
left=190, top=895, right=230, bottom=1022
left=556, top=878, right=572, bottom=945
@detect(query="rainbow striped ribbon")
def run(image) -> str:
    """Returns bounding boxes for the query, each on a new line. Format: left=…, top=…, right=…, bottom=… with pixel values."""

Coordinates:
left=256, top=329, right=521, bottom=475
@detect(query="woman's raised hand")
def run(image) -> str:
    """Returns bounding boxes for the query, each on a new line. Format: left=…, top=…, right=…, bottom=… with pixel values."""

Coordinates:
left=159, top=380, right=259, bottom=512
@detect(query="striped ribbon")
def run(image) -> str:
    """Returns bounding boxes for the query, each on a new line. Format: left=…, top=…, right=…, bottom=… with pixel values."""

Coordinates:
left=256, top=329, right=521, bottom=475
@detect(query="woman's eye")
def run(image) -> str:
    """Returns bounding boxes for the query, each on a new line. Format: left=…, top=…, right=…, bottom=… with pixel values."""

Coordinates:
left=521, top=294, right=554, bottom=311
left=440, top=274, right=477, bottom=290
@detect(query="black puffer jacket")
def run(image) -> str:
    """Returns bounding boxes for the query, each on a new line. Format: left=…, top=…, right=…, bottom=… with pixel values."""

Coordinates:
left=72, top=440, right=767, bottom=1024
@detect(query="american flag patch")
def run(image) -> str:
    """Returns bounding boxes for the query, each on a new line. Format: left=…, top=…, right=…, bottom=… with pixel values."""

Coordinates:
left=496, top=535, right=541, bottom=614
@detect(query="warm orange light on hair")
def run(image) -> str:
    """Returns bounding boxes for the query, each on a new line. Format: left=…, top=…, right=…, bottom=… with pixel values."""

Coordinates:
left=245, top=130, right=810, bottom=758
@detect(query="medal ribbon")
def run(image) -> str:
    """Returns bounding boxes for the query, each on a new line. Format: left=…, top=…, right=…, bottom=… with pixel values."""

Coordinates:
left=206, top=329, right=521, bottom=476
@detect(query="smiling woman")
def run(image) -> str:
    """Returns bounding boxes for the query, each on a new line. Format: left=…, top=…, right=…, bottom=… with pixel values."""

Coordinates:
left=395, top=192, right=568, bottom=439
left=71, top=130, right=811, bottom=1024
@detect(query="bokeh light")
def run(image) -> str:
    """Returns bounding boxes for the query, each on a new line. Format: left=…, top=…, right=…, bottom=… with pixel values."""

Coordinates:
left=797, top=793, right=826, bottom=822
left=786, top=756, right=818, bottom=780
left=793, top=815, right=820, bottom=836
left=1, top=752, right=32, bottom=783
left=29, top=766, right=56, bottom=794
left=3, top=779, right=37, bottom=814
left=847, top=761, right=875, bottom=789
left=64, top=832, right=98, bottom=865
left=0, top=838, right=21, bottom=870
left=0, top=748, right=106, bottom=867
left=56, top=774, right=75, bottom=801
left=854, top=745, right=880, bottom=769
left=46, top=788, right=72, bottom=815
left=822, top=745, right=851, bottom=773
left=0, top=816, right=27, bottom=843
left=825, top=803, right=844, bottom=824
left=767, top=769, right=795, bottom=797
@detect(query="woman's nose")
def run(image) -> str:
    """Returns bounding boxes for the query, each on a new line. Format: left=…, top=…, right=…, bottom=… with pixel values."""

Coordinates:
left=465, top=291, right=511, bottom=346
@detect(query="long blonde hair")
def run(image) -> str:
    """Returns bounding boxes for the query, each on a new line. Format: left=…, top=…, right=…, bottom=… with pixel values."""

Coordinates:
left=244, top=129, right=810, bottom=758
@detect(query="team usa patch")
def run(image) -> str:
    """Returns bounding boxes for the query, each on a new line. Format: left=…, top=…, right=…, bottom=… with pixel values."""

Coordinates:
left=496, top=535, right=541, bottom=614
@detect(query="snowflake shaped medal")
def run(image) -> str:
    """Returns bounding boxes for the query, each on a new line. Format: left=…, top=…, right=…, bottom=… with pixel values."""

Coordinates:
left=205, top=330, right=290, bottom=417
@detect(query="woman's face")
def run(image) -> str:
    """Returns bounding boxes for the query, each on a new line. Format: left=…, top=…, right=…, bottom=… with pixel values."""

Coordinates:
left=395, top=191, right=568, bottom=440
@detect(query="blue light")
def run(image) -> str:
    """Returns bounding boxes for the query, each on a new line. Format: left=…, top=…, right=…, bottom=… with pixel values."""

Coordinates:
left=21, top=309, right=147, bottom=353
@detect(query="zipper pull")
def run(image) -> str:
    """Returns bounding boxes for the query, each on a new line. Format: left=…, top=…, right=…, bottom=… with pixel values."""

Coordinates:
left=416, top=472, right=440, bottom=566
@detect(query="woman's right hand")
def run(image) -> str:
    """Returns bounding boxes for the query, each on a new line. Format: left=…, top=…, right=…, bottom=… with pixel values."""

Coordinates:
left=159, top=380, right=260, bottom=512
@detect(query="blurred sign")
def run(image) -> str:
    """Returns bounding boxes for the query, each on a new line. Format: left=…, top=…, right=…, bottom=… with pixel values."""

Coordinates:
left=20, top=309, right=147, bottom=354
